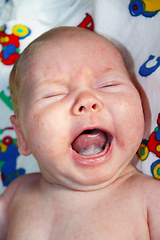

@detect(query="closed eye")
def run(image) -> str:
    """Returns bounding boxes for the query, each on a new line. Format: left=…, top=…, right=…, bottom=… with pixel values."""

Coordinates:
left=43, top=93, right=60, bottom=98
left=42, top=92, right=67, bottom=101
left=98, top=82, right=121, bottom=89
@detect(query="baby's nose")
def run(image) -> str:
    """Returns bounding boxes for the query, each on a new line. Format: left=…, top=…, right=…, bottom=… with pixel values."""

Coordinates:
left=72, top=92, right=103, bottom=115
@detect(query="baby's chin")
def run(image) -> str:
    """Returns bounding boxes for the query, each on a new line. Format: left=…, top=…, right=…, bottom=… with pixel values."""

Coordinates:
left=39, top=168, right=124, bottom=192
left=39, top=170, right=109, bottom=192
left=62, top=165, right=136, bottom=192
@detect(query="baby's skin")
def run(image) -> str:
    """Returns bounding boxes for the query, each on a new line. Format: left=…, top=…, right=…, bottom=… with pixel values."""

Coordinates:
left=0, top=27, right=160, bottom=239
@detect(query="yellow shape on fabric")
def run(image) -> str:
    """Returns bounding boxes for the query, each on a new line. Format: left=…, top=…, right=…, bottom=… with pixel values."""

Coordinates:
left=156, top=144, right=160, bottom=153
left=0, top=36, right=10, bottom=43
left=0, top=142, right=7, bottom=153
left=137, top=143, right=149, bottom=161
left=152, top=163, right=160, bottom=180
left=12, top=25, right=29, bottom=38
left=143, top=0, right=160, bottom=12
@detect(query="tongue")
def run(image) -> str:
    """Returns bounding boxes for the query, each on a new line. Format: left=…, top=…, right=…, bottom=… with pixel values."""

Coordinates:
left=72, top=130, right=107, bottom=156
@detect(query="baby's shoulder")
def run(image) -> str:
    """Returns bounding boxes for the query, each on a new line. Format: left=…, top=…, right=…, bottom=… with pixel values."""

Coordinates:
left=125, top=168, right=160, bottom=208
left=119, top=166, right=160, bottom=200
left=126, top=167, right=160, bottom=192
left=124, top=170, right=160, bottom=239
left=2, top=173, right=41, bottom=211
left=3, top=173, right=41, bottom=200
left=0, top=173, right=41, bottom=239
left=137, top=173, right=160, bottom=203
left=131, top=172, right=160, bottom=239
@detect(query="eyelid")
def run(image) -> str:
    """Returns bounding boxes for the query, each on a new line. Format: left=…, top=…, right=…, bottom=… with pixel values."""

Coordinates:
left=98, top=81, right=121, bottom=88
left=40, top=84, right=68, bottom=99
left=42, top=92, right=65, bottom=99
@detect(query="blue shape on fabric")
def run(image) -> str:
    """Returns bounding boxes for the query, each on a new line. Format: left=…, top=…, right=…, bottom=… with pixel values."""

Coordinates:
left=139, top=55, right=160, bottom=77
left=3, top=44, right=17, bottom=60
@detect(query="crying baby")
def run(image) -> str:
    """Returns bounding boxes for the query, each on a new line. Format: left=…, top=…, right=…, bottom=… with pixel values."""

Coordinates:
left=1, top=27, right=160, bottom=240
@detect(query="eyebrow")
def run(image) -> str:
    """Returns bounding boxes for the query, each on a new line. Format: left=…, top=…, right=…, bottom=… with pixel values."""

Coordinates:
left=94, top=68, right=115, bottom=77
left=35, top=76, right=70, bottom=88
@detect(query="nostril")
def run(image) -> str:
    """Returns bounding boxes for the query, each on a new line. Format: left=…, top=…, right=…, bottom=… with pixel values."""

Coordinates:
left=78, top=103, right=100, bottom=113
left=92, top=104, right=97, bottom=110
left=79, top=106, right=84, bottom=112
left=72, top=92, right=103, bottom=115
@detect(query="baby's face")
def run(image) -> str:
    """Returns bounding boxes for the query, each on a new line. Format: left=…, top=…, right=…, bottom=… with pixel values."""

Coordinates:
left=18, top=28, right=144, bottom=190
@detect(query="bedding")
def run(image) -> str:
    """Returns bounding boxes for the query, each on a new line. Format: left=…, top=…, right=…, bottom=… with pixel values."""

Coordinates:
left=0, top=0, right=160, bottom=194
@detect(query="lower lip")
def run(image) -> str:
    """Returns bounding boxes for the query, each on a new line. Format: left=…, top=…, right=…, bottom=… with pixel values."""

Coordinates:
left=70, top=142, right=112, bottom=167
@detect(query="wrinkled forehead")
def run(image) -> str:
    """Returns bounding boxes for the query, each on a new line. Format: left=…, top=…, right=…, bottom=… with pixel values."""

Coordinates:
left=19, top=28, right=127, bottom=84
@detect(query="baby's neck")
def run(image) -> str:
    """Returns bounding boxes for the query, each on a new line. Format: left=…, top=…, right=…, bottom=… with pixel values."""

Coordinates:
left=38, top=164, right=136, bottom=207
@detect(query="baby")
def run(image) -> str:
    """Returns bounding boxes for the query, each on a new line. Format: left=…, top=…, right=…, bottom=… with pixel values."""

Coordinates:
left=0, top=26, right=160, bottom=240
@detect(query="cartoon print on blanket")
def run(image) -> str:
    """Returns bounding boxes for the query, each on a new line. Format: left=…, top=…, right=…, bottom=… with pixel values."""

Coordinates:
left=137, top=53, right=160, bottom=179
left=78, top=13, right=94, bottom=31
left=138, top=113, right=160, bottom=180
left=127, top=0, right=160, bottom=180
left=0, top=127, right=25, bottom=187
left=129, top=0, right=160, bottom=17
left=0, top=86, right=13, bottom=111
left=0, top=24, right=31, bottom=65
left=139, top=55, right=160, bottom=77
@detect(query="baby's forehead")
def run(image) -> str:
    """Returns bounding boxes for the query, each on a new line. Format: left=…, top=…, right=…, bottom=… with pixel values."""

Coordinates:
left=24, top=31, right=122, bottom=71
left=18, top=28, right=128, bottom=88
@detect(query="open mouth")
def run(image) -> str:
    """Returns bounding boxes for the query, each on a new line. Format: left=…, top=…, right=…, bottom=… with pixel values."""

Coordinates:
left=72, top=129, right=111, bottom=156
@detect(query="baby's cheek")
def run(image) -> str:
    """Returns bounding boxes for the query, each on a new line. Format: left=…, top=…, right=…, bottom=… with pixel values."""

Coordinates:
left=115, top=96, right=143, bottom=145
left=23, top=110, right=45, bottom=142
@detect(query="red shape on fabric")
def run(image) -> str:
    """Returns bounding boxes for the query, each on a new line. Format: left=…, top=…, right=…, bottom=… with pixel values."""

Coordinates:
left=0, top=51, right=20, bottom=65
left=0, top=31, right=20, bottom=65
left=1, top=172, right=5, bottom=183
left=78, top=13, right=94, bottom=31
left=3, top=136, right=13, bottom=146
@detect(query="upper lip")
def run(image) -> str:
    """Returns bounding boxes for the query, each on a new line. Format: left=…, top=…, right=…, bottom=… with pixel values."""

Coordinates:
left=79, top=129, right=105, bottom=135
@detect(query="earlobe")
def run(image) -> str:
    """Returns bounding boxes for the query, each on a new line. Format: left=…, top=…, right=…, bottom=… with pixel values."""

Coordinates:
left=10, top=115, right=31, bottom=156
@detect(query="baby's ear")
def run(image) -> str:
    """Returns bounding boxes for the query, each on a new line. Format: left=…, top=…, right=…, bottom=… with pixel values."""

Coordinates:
left=10, top=115, right=31, bottom=156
